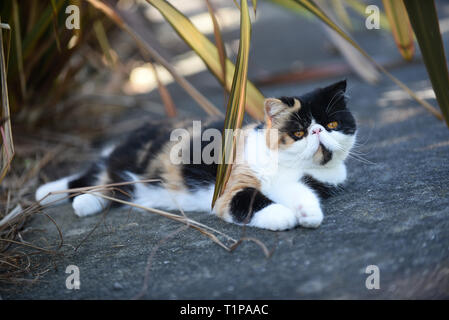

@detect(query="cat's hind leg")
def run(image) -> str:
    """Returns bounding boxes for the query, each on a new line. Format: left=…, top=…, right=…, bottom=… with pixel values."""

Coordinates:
left=36, top=162, right=111, bottom=217
left=35, top=174, right=79, bottom=206
left=67, top=163, right=111, bottom=217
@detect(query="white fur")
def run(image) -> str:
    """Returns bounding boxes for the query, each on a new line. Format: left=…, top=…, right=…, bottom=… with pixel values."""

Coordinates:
left=128, top=173, right=214, bottom=213
left=242, top=121, right=355, bottom=230
left=248, top=204, right=297, bottom=231
left=35, top=175, right=78, bottom=205
left=72, top=193, right=109, bottom=217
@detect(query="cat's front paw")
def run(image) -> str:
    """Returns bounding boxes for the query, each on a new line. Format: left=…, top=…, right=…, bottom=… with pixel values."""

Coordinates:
left=296, top=205, right=323, bottom=229
left=72, top=194, right=107, bottom=217
left=249, top=204, right=297, bottom=231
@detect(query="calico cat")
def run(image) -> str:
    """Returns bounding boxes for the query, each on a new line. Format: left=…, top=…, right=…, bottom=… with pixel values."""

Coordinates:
left=35, top=80, right=356, bottom=231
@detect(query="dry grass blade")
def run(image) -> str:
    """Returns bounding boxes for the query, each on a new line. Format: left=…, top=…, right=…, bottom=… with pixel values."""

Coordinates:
left=50, top=0, right=62, bottom=52
left=89, top=192, right=236, bottom=250
left=12, top=0, right=26, bottom=99
left=205, top=0, right=228, bottom=106
left=86, top=0, right=222, bottom=117
left=148, top=61, right=177, bottom=117
left=0, top=238, right=56, bottom=255
left=212, top=0, right=252, bottom=208
left=382, top=0, right=414, bottom=61
left=230, top=236, right=273, bottom=258
left=93, top=20, right=115, bottom=67
left=132, top=224, right=188, bottom=300
left=0, top=20, right=14, bottom=184
left=43, top=180, right=238, bottom=249
left=331, top=0, right=352, bottom=30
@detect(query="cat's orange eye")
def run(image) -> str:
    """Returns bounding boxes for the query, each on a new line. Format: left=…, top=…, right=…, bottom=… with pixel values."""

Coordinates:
left=294, top=131, right=305, bottom=138
left=327, top=121, right=338, bottom=129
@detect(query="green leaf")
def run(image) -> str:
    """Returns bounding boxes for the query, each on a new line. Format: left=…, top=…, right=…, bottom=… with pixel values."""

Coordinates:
left=212, top=0, right=252, bottom=208
left=22, top=0, right=65, bottom=59
left=404, top=0, right=449, bottom=127
left=382, top=0, right=414, bottom=61
left=146, top=0, right=265, bottom=120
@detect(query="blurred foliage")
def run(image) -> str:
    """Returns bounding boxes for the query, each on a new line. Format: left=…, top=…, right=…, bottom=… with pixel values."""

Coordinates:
left=0, top=0, right=111, bottom=124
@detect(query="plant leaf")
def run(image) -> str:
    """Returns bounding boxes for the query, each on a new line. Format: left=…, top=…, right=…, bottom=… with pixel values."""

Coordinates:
left=12, top=0, right=26, bottom=98
left=146, top=0, right=265, bottom=120
left=403, top=0, right=449, bottom=127
left=331, top=0, right=352, bottom=31
left=0, top=21, right=14, bottom=184
left=212, top=0, right=252, bottom=208
left=22, top=0, right=65, bottom=59
left=382, top=0, right=414, bottom=61
left=205, top=0, right=228, bottom=106
left=273, top=0, right=443, bottom=120
left=149, top=62, right=177, bottom=118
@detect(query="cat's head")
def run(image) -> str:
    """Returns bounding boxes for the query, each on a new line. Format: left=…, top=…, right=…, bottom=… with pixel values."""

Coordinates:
left=264, top=80, right=356, bottom=167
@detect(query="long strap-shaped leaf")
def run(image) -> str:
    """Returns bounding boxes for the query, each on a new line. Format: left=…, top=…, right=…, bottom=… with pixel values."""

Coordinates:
left=205, top=0, right=228, bottom=106
left=382, top=0, right=414, bottom=61
left=403, top=0, right=449, bottom=127
left=0, top=21, right=15, bottom=184
left=286, top=0, right=443, bottom=121
left=212, top=0, right=252, bottom=208
left=146, top=0, right=265, bottom=120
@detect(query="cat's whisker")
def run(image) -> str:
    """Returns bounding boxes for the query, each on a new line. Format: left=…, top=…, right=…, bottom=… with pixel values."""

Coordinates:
left=332, top=142, right=376, bottom=165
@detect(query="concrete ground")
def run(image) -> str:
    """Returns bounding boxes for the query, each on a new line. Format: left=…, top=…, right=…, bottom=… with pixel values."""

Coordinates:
left=2, top=0, right=449, bottom=299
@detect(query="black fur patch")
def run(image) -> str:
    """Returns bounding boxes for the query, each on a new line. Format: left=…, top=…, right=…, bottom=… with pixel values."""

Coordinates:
left=320, top=143, right=332, bottom=165
left=68, top=163, right=103, bottom=202
left=230, top=187, right=273, bottom=223
left=279, top=96, right=296, bottom=107
left=301, top=175, right=340, bottom=199
left=181, top=120, right=224, bottom=190
left=281, top=80, right=356, bottom=137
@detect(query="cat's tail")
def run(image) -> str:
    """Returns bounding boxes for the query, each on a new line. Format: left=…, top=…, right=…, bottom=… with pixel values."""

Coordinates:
left=35, top=174, right=80, bottom=206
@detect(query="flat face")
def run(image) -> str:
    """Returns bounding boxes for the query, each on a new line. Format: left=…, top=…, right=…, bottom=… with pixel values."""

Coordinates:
left=266, top=80, right=357, bottom=166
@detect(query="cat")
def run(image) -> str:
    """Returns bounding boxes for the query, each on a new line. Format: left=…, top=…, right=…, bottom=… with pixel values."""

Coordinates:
left=35, top=80, right=356, bottom=231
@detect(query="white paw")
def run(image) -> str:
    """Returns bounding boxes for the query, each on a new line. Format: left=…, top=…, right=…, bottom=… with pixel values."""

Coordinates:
left=72, top=194, right=107, bottom=217
left=249, top=204, right=298, bottom=231
left=296, top=205, right=323, bottom=229
left=35, top=177, right=71, bottom=205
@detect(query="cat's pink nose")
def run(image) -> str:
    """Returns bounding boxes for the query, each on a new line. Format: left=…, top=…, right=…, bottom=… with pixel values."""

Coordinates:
left=312, top=128, right=322, bottom=135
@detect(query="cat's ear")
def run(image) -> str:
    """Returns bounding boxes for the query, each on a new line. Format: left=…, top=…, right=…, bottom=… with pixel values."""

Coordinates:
left=322, top=80, right=347, bottom=108
left=264, top=98, right=300, bottom=128
left=264, top=98, right=287, bottom=119
left=323, top=79, right=347, bottom=95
